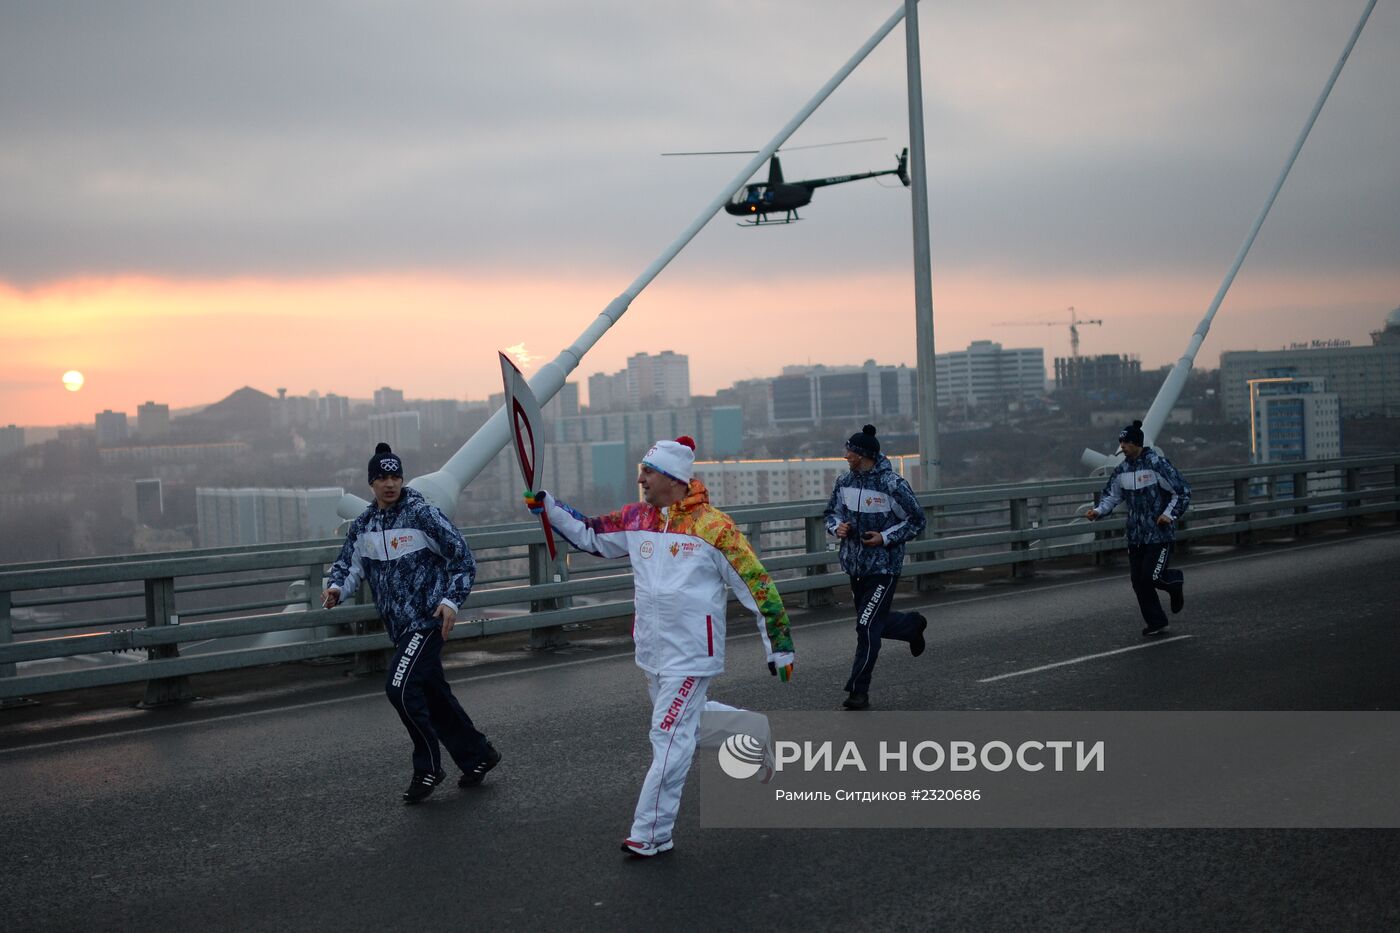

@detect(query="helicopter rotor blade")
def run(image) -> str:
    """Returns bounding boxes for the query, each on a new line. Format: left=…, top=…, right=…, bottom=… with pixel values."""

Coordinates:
left=662, top=150, right=760, bottom=156
left=662, top=136, right=887, bottom=157
left=780, top=136, right=886, bottom=152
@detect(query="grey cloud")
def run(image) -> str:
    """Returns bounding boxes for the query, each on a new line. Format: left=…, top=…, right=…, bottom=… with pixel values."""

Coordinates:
left=0, top=0, right=1395, bottom=287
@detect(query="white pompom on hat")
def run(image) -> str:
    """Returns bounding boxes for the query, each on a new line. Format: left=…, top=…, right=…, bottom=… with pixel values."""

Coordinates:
left=642, top=435, right=697, bottom=484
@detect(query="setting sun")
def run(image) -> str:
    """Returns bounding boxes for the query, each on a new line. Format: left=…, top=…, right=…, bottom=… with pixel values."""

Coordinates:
left=62, top=370, right=84, bottom=392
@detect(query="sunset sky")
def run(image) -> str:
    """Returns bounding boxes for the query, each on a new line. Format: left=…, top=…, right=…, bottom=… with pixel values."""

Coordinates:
left=3, top=0, right=1396, bottom=428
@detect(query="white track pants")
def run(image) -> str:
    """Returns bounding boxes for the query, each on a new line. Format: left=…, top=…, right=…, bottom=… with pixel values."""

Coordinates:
left=629, top=672, right=773, bottom=846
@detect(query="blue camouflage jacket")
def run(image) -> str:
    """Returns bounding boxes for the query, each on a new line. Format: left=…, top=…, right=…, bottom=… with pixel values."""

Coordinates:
left=823, top=454, right=927, bottom=578
left=1093, top=448, right=1192, bottom=546
left=326, top=487, right=477, bottom=643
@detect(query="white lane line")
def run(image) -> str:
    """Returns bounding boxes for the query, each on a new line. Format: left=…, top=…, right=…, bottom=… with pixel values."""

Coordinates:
left=977, top=635, right=1194, bottom=683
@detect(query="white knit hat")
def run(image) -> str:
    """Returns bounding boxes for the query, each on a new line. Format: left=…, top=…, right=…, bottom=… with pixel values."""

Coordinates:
left=642, top=436, right=697, bottom=484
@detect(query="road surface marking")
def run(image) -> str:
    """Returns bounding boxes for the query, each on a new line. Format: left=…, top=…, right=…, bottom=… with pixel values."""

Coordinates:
left=978, top=635, right=1194, bottom=683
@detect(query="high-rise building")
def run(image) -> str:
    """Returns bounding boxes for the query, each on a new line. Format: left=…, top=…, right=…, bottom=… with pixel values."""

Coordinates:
left=715, top=379, right=773, bottom=430
left=692, top=455, right=919, bottom=551
left=276, top=392, right=317, bottom=429
left=1054, top=354, right=1142, bottom=394
left=552, top=406, right=743, bottom=462
left=541, top=441, right=631, bottom=504
left=94, top=409, right=129, bottom=448
left=414, top=399, right=461, bottom=437
left=368, top=411, right=422, bottom=452
left=693, top=458, right=851, bottom=507
left=99, top=442, right=250, bottom=467
left=1220, top=309, right=1400, bottom=420
left=132, top=478, right=163, bottom=525
left=768, top=362, right=916, bottom=426
left=196, top=487, right=345, bottom=547
left=374, top=386, right=405, bottom=410
left=0, top=424, right=23, bottom=461
left=587, top=370, right=629, bottom=413
left=1248, top=376, right=1341, bottom=464
left=136, top=401, right=171, bottom=439
left=935, top=341, right=1045, bottom=411
left=547, top=382, right=580, bottom=418
left=318, top=393, right=350, bottom=423
left=626, top=350, right=690, bottom=409
left=461, top=401, right=491, bottom=436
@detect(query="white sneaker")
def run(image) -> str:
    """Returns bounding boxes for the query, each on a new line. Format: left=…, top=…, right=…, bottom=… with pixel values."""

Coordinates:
left=620, top=838, right=674, bottom=858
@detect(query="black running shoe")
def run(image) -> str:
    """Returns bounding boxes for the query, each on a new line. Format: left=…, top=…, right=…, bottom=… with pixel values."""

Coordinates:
left=842, top=691, right=870, bottom=711
left=1141, top=624, right=1170, bottom=638
left=458, top=743, right=502, bottom=788
left=403, top=769, right=446, bottom=804
left=1169, top=583, right=1184, bottom=615
left=910, top=613, right=929, bottom=658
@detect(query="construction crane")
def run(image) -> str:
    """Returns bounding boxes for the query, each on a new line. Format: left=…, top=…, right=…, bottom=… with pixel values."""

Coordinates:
left=992, top=306, right=1103, bottom=359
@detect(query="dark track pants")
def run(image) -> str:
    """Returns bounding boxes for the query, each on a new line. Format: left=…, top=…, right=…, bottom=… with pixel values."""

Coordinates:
left=385, top=628, right=487, bottom=774
left=844, top=574, right=922, bottom=694
left=1127, top=542, right=1183, bottom=629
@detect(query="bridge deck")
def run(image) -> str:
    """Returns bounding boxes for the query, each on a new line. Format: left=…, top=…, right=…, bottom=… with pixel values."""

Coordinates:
left=2, top=528, right=1397, bottom=931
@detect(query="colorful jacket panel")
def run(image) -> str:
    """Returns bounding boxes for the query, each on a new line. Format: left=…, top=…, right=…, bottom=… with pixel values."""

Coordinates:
left=822, top=454, right=927, bottom=578
left=541, top=480, right=793, bottom=677
left=326, top=487, right=477, bottom=643
left=1093, top=448, right=1192, bottom=546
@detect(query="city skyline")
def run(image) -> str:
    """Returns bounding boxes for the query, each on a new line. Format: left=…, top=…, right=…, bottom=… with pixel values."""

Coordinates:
left=3, top=2, right=1396, bottom=426
left=6, top=315, right=1391, bottom=433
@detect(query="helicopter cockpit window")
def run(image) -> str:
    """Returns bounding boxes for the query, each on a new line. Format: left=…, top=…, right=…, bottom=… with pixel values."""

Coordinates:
left=734, top=186, right=767, bottom=205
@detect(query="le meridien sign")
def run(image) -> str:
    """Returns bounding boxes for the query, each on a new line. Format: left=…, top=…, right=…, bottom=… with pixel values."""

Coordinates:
left=698, top=711, right=1400, bottom=829
left=1288, top=338, right=1352, bottom=349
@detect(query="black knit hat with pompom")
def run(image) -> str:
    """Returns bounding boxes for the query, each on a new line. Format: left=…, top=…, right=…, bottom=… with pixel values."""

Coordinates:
left=845, top=424, right=880, bottom=457
left=1118, top=420, right=1145, bottom=446
left=368, top=442, right=404, bottom=483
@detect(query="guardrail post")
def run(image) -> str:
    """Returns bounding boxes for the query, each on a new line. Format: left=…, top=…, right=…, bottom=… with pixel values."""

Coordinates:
left=1293, top=470, right=1310, bottom=538
left=1009, top=498, right=1034, bottom=579
left=1344, top=467, right=1362, bottom=528
left=803, top=515, right=835, bottom=608
left=745, top=522, right=762, bottom=557
left=0, top=589, right=36, bottom=708
left=301, top=563, right=323, bottom=611
left=1394, top=464, right=1400, bottom=524
left=915, top=504, right=942, bottom=593
left=527, top=543, right=569, bottom=650
left=139, top=576, right=195, bottom=707
left=1233, top=478, right=1253, bottom=546
left=1088, top=495, right=1117, bottom=567
left=0, top=589, right=13, bottom=683
left=350, top=577, right=387, bottom=677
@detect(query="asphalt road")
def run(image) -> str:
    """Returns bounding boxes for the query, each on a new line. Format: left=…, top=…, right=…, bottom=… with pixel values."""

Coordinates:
left=2, top=527, right=1398, bottom=932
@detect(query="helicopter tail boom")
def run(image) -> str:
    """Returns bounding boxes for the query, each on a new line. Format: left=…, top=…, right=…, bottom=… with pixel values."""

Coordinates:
left=803, top=149, right=910, bottom=190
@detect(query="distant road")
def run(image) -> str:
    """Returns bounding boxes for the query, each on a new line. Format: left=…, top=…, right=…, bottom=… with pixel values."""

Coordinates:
left=2, top=528, right=1398, bottom=932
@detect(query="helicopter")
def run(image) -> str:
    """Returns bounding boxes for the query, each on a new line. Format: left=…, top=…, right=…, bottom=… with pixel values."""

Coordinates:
left=664, top=139, right=910, bottom=225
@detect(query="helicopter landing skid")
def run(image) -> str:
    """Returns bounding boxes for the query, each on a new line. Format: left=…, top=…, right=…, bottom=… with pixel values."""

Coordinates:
left=738, top=211, right=800, bottom=227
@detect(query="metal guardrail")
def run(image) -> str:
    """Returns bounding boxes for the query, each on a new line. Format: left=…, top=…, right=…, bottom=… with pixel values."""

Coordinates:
left=1, top=455, right=1397, bottom=704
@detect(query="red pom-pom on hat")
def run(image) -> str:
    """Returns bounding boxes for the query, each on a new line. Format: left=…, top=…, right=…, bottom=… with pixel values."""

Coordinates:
left=675, top=435, right=696, bottom=450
